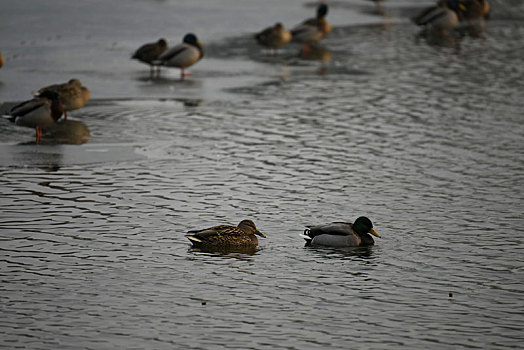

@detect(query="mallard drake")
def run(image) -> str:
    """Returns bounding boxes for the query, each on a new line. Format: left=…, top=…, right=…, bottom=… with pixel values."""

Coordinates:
left=186, top=219, right=266, bottom=248
left=291, top=3, right=332, bottom=50
left=6, top=90, right=64, bottom=143
left=157, top=33, right=203, bottom=79
left=300, top=216, right=380, bottom=247
left=34, top=79, right=90, bottom=119
left=413, top=0, right=467, bottom=35
left=255, top=23, right=292, bottom=53
left=131, top=38, right=168, bottom=75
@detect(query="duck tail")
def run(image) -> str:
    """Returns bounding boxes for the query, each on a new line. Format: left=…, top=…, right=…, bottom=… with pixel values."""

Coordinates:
left=185, top=235, right=203, bottom=244
left=0, top=102, right=19, bottom=121
left=299, top=228, right=315, bottom=246
left=299, top=228, right=312, bottom=241
left=1, top=114, right=16, bottom=123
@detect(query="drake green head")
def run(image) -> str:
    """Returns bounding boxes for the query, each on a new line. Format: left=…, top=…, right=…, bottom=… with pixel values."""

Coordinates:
left=353, top=216, right=380, bottom=238
left=183, top=33, right=203, bottom=48
left=317, top=3, right=328, bottom=19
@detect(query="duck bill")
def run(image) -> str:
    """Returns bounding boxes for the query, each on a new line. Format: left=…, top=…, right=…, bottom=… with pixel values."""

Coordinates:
left=369, top=228, right=381, bottom=238
left=255, top=231, right=267, bottom=238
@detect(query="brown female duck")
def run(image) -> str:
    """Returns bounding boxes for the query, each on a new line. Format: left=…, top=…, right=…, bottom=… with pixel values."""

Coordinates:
left=255, top=23, right=292, bottom=53
left=132, top=38, right=168, bottom=75
left=186, top=219, right=266, bottom=248
left=34, top=79, right=90, bottom=119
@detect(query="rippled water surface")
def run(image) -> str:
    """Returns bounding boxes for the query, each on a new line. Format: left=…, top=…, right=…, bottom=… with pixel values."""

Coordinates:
left=1, top=0, right=523, bottom=349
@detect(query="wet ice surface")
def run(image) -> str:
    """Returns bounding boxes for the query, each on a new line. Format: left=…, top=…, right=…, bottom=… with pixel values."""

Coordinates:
left=1, top=0, right=524, bottom=349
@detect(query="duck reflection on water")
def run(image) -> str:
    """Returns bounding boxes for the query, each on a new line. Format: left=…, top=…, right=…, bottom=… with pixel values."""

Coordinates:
left=305, top=244, right=376, bottom=261
left=14, top=119, right=91, bottom=145
left=298, top=45, right=331, bottom=75
left=416, top=30, right=461, bottom=50
left=188, top=245, right=260, bottom=260
left=299, top=44, right=331, bottom=62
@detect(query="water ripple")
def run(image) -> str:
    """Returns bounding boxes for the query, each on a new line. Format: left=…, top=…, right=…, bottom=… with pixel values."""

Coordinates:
left=1, top=6, right=524, bottom=350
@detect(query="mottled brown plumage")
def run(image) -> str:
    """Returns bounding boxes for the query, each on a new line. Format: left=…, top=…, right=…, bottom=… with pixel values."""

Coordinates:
left=132, top=38, right=168, bottom=73
left=186, top=219, right=266, bottom=248
left=459, top=0, right=490, bottom=21
left=255, top=23, right=292, bottom=50
left=34, top=79, right=90, bottom=119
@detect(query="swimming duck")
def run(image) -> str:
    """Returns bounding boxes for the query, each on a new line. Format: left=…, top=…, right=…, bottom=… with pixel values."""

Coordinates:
left=291, top=3, right=332, bottom=51
left=186, top=219, right=266, bottom=248
left=34, top=79, right=90, bottom=119
left=131, top=38, right=168, bottom=75
left=413, top=0, right=466, bottom=35
left=300, top=216, right=380, bottom=247
left=157, top=33, right=204, bottom=79
left=6, top=90, right=64, bottom=143
left=255, top=23, right=292, bottom=53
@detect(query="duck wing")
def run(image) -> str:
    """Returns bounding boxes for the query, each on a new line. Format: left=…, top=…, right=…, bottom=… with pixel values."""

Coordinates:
left=304, top=222, right=353, bottom=238
left=300, top=17, right=318, bottom=27
left=9, top=98, right=49, bottom=118
left=33, top=84, right=60, bottom=97
left=132, top=43, right=166, bottom=63
left=255, top=26, right=274, bottom=43
left=7, top=97, right=59, bottom=129
left=301, top=222, right=365, bottom=247
left=157, top=44, right=187, bottom=62
left=413, top=6, right=447, bottom=25
left=291, top=22, right=314, bottom=36
left=187, top=224, right=242, bottom=241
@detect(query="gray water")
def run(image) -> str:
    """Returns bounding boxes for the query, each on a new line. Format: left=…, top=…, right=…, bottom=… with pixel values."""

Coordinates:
left=1, top=0, right=523, bottom=349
